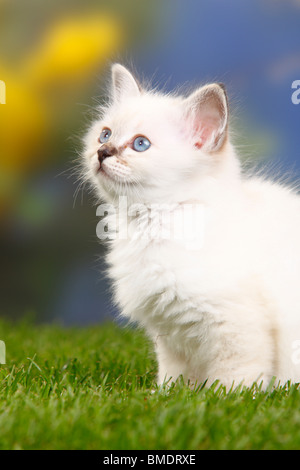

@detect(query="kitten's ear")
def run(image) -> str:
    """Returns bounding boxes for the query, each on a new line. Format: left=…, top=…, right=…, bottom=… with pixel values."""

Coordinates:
left=183, top=83, right=228, bottom=152
left=111, top=64, right=141, bottom=102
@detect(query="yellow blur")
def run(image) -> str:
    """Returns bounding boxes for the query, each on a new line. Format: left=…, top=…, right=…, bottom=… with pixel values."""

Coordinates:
left=0, top=12, right=122, bottom=211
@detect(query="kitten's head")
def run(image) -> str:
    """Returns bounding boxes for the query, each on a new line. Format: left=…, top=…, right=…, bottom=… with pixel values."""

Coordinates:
left=83, top=64, right=232, bottom=204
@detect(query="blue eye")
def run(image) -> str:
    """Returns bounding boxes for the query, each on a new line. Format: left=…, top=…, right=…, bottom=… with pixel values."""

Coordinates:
left=133, top=136, right=151, bottom=152
left=99, top=128, right=112, bottom=143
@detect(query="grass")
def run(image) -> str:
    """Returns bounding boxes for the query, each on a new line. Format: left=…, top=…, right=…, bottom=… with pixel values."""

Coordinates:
left=1, top=318, right=300, bottom=450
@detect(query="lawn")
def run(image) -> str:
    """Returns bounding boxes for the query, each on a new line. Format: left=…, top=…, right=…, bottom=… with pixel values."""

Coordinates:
left=0, top=318, right=300, bottom=450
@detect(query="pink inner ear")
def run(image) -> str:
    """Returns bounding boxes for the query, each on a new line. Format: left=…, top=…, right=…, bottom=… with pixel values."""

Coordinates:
left=193, top=121, right=216, bottom=149
left=194, top=141, right=203, bottom=149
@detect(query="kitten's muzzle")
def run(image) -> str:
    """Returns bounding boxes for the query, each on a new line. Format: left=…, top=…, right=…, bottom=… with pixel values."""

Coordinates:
left=97, top=144, right=117, bottom=165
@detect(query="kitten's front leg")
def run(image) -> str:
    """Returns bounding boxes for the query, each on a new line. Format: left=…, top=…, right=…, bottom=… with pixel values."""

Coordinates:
left=155, top=337, right=187, bottom=386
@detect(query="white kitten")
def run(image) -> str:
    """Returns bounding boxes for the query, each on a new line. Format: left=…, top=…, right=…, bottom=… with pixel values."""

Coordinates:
left=83, top=64, right=300, bottom=389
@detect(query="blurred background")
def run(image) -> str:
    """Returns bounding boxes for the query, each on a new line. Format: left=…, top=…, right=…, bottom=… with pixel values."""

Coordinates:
left=0, top=0, right=300, bottom=326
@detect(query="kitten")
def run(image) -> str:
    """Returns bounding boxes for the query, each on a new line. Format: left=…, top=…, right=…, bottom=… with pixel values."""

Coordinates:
left=83, top=64, right=300, bottom=390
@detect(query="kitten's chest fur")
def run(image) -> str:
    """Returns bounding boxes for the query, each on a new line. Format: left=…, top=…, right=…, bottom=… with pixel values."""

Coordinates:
left=106, top=204, right=256, bottom=349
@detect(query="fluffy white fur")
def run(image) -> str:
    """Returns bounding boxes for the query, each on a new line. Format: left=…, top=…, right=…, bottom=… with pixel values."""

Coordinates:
left=83, top=64, right=300, bottom=389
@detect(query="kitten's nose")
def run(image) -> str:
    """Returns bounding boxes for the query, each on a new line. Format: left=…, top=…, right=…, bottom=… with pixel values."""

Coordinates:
left=97, top=145, right=115, bottom=164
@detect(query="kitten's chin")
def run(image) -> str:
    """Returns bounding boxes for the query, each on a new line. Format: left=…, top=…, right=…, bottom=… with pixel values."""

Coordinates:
left=96, top=161, right=137, bottom=187
left=97, top=166, right=115, bottom=182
